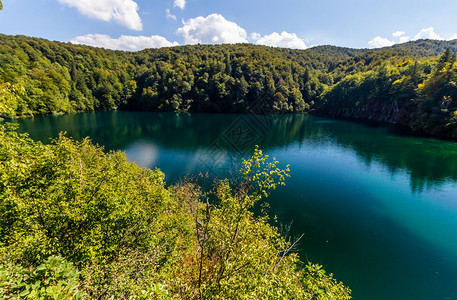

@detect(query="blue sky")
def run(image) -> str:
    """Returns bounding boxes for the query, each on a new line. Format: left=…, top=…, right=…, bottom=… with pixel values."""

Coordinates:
left=1, top=0, right=457, bottom=51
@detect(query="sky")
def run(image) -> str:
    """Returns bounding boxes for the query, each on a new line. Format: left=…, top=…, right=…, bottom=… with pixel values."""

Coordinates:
left=1, top=0, right=457, bottom=52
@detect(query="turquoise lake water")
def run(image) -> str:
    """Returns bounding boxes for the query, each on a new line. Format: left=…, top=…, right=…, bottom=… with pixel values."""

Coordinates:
left=6, top=111, right=457, bottom=299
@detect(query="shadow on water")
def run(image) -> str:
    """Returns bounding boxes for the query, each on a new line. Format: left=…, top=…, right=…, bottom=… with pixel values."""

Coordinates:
left=5, top=111, right=457, bottom=299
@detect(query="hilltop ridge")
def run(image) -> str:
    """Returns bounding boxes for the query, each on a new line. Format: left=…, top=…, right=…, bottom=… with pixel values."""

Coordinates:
left=2, top=34, right=457, bottom=138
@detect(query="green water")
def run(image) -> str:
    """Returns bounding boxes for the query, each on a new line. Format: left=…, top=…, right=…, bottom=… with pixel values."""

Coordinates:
left=6, top=111, right=457, bottom=299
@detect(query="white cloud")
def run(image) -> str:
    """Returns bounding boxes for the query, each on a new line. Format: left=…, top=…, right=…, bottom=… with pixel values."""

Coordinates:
left=250, top=32, right=261, bottom=40
left=391, top=31, right=410, bottom=43
left=413, top=27, right=441, bottom=40
left=369, top=27, right=457, bottom=47
left=448, top=33, right=457, bottom=40
left=70, top=34, right=179, bottom=51
left=368, top=36, right=395, bottom=48
left=166, top=9, right=176, bottom=20
left=58, top=0, right=142, bottom=30
left=177, top=14, right=248, bottom=44
left=399, top=35, right=411, bottom=43
left=174, top=0, right=186, bottom=9
left=392, top=31, right=405, bottom=38
left=410, top=27, right=457, bottom=41
left=256, top=31, right=307, bottom=49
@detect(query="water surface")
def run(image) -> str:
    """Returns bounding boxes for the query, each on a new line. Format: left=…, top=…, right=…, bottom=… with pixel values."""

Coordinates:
left=6, top=111, right=457, bottom=299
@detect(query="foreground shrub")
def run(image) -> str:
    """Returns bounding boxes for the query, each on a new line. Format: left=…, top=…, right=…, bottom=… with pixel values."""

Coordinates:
left=0, top=256, right=82, bottom=299
left=0, top=124, right=351, bottom=299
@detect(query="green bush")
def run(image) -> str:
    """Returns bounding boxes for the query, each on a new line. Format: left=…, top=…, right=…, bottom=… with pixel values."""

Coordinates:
left=0, top=256, right=83, bottom=299
left=0, top=124, right=351, bottom=299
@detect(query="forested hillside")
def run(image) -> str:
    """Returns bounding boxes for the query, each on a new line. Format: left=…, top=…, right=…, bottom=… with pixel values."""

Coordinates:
left=1, top=34, right=457, bottom=138
left=0, top=35, right=136, bottom=116
left=317, top=48, right=457, bottom=138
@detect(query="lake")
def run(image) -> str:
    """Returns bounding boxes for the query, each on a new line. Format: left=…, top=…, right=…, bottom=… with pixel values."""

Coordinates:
left=5, top=111, right=457, bottom=299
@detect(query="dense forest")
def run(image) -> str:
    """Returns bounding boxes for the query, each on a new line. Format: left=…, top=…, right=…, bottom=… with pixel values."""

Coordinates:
left=316, top=47, right=457, bottom=138
left=2, top=34, right=457, bottom=138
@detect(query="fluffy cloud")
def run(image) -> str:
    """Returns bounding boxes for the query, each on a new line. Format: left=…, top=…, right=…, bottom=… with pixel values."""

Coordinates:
left=413, top=27, right=441, bottom=40
left=58, top=0, right=142, bottom=30
left=177, top=14, right=248, bottom=44
left=411, top=27, right=457, bottom=41
left=174, top=0, right=186, bottom=9
left=392, top=31, right=405, bottom=38
left=250, top=32, right=261, bottom=40
left=166, top=9, right=176, bottom=20
left=368, top=36, right=395, bottom=48
left=368, top=27, right=457, bottom=48
left=392, top=31, right=410, bottom=43
left=256, top=31, right=307, bottom=49
left=70, top=34, right=179, bottom=51
left=399, top=35, right=411, bottom=43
